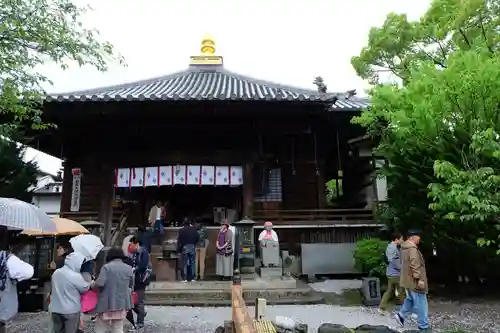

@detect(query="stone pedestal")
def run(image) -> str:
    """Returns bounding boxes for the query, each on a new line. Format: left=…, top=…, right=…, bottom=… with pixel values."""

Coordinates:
left=155, top=257, right=180, bottom=281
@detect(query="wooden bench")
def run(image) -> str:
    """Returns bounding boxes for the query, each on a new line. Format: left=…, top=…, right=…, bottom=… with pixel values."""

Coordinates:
left=230, top=271, right=276, bottom=333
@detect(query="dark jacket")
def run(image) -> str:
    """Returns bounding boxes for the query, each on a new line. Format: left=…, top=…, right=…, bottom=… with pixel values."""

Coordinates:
left=177, top=225, right=200, bottom=253
left=131, top=247, right=150, bottom=290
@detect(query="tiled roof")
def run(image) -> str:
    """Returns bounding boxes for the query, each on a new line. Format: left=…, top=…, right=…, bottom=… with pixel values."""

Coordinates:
left=331, top=95, right=370, bottom=110
left=46, top=65, right=338, bottom=103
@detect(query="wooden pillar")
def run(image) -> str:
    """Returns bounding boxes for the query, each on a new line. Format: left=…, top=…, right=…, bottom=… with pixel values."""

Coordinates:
left=242, top=163, right=253, bottom=218
left=317, top=160, right=326, bottom=208
left=99, top=165, right=115, bottom=246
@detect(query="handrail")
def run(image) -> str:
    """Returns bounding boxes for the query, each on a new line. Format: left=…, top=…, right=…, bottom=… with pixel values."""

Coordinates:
left=231, top=271, right=257, bottom=333
left=253, top=208, right=374, bottom=224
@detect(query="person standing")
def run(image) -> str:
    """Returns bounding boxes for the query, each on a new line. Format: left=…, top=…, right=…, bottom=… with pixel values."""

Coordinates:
left=394, top=230, right=430, bottom=331
left=50, top=252, right=90, bottom=333
left=177, top=219, right=199, bottom=283
left=195, top=223, right=208, bottom=280
left=0, top=231, right=34, bottom=333
left=148, top=200, right=166, bottom=244
left=92, top=247, right=134, bottom=333
left=125, top=237, right=150, bottom=329
left=215, top=220, right=234, bottom=281
left=379, top=232, right=404, bottom=313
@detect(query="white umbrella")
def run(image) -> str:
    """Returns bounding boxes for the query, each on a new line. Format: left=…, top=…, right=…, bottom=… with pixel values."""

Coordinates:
left=0, top=197, right=56, bottom=232
left=70, top=234, right=104, bottom=261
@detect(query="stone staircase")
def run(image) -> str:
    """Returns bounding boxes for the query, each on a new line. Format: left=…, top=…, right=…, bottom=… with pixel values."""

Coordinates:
left=145, top=279, right=323, bottom=306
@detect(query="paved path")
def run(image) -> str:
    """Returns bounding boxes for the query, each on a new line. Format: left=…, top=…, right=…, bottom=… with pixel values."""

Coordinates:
left=7, top=303, right=500, bottom=332
left=8, top=306, right=397, bottom=333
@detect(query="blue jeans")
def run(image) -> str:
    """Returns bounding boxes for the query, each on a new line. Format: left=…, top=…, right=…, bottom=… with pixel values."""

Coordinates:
left=153, top=219, right=164, bottom=233
left=399, top=289, right=429, bottom=329
left=182, top=244, right=196, bottom=281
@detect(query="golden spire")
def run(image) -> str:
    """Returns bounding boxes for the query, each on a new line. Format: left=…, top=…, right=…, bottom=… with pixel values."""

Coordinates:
left=190, top=34, right=223, bottom=66
left=200, top=34, right=216, bottom=55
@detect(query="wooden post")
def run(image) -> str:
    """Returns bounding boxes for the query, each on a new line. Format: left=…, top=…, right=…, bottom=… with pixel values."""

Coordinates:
left=242, top=163, right=253, bottom=218
left=317, top=159, right=326, bottom=208
left=99, top=165, right=115, bottom=246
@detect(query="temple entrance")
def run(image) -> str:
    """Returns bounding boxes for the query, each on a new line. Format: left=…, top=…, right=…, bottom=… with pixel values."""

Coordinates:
left=118, top=185, right=242, bottom=226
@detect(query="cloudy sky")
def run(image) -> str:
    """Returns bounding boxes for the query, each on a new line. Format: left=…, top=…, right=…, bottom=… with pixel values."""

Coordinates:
left=29, top=0, right=430, bottom=173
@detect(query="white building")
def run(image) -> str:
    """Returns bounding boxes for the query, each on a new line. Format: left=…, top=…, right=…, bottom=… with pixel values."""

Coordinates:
left=23, top=147, right=63, bottom=216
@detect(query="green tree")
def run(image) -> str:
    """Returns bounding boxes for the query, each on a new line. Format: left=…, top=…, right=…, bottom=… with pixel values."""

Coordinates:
left=0, top=138, right=38, bottom=202
left=0, top=0, right=124, bottom=134
left=351, top=0, right=499, bottom=85
left=351, top=0, right=500, bottom=280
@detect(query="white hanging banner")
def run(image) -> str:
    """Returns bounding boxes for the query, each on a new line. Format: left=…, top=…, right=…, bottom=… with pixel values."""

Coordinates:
left=144, top=166, right=158, bottom=187
left=173, top=165, right=187, bottom=185
left=229, top=166, right=244, bottom=186
left=116, top=168, right=131, bottom=188
left=130, top=167, right=145, bottom=187
left=215, top=166, right=230, bottom=186
left=70, top=168, right=82, bottom=212
left=186, top=165, right=201, bottom=185
left=158, top=166, right=172, bottom=186
left=201, top=166, right=215, bottom=185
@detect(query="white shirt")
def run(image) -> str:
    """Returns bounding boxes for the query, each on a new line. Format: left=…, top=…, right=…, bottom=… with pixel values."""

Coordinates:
left=155, top=206, right=162, bottom=220
left=7, top=254, right=34, bottom=281
left=229, top=225, right=236, bottom=249
left=258, top=229, right=279, bottom=242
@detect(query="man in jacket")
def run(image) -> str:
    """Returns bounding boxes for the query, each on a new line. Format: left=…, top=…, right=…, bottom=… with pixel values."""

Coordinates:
left=395, top=230, right=430, bottom=331
left=177, top=218, right=199, bottom=282
left=379, top=232, right=404, bottom=312
left=126, top=237, right=150, bottom=329
left=50, top=252, right=90, bottom=333
left=195, top=223, right=209, bottom=280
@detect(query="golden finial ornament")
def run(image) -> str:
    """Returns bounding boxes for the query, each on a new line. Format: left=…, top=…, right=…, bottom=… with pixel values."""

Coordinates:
left=200, top=35, right=216, bottom=55
left=190, top=34, right=223, bottom=66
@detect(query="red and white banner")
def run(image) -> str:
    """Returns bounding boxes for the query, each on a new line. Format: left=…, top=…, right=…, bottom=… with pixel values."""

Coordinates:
left=201, top=166, right=215, bottom=185
left=115, top=165, right=243, bottom=188
left=158, top=166, right=172, bottom=186
left=173, top=165, right=186, bottom=185
left=130, top=167, right=144, bottom=187
left=116, top=168, right=131, bottom=188
left=70, top=168, right=82, bottom=212
left=186, top=165, right=201, bottom=185
left=215, top=166, right=230, bottom=186
left=229, top=166, right=244, bottom=186
left=144, top=167, right=158, bottom=187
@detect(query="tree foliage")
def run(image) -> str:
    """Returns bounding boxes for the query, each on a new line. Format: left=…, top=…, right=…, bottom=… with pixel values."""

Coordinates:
left=352, top=0, right=500, bottom=280
left=351, top=0, right=500, bottom=84
left=0, top=0, right=124, bottom=134
left=0, top=138, right=38, bottom=202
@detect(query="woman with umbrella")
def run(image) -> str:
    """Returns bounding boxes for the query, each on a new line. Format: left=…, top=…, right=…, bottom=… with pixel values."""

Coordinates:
left=0, top=197, right=55, bottom=333
left=0, top=228, right=34, bottom=333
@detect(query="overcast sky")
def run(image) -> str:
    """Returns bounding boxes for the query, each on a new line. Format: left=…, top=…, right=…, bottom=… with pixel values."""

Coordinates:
left=30, top=0, right=430, bottom=173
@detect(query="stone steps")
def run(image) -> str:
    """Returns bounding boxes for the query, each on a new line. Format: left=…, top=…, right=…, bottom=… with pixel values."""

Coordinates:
left=145, top=287, right=324, bottom=306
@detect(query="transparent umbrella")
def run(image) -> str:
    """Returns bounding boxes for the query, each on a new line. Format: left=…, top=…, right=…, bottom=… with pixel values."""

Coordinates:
left=0, top=197, right=56, bottom=232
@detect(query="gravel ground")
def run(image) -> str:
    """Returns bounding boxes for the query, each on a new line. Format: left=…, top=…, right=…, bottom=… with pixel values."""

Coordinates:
left=7, top=302, right=500, bottom=333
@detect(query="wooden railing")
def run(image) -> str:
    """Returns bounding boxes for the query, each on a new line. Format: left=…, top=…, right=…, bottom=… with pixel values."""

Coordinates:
left=59, top=211, right=100, bottom=221
left=232, top=279, right=257, bottom=333
left=59, top=211, right=123, bottom=223
left=253, top=208, right=374, bottom=226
